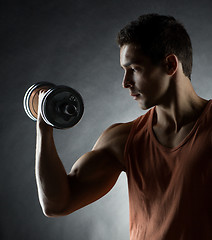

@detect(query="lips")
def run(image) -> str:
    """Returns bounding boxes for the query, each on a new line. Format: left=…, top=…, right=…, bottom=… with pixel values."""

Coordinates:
left=130, top=92, right=140, bottom=97
left=130, top=92, right=140, bottom=100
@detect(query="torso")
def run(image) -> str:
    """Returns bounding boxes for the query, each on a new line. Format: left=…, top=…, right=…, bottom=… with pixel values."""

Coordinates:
left=125, top=100, right=212, bottom=240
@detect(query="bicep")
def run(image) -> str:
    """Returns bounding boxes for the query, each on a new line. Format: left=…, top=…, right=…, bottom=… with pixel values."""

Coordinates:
left=66, top=149, right=122, bottom=214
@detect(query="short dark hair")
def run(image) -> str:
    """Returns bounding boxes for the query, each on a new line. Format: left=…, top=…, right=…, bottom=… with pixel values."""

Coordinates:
left=117, top=14, right=193, bottom=80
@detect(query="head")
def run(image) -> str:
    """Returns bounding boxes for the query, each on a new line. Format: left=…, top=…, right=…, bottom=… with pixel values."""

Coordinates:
left=117, top=14, right=193, bottom=109
left=117, top=13, right=193, bottom=80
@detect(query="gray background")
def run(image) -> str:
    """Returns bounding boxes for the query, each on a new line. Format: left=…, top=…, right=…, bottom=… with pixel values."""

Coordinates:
left=1, top=0, right=211, bottom=239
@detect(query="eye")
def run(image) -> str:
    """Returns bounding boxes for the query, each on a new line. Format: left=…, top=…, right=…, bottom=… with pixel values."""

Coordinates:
left=132, top=66, right=143, bottom=73
left=131, top=67, right=137, bottom=73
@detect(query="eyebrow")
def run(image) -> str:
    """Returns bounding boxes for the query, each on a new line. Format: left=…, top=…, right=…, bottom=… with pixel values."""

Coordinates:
left=122, top=61, right=134, bottom=67
left=121, top=60, right=144, bottom=68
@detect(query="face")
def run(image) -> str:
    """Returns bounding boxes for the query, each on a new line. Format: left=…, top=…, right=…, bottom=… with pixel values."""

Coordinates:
left=120, top=44, right=170, bottom=110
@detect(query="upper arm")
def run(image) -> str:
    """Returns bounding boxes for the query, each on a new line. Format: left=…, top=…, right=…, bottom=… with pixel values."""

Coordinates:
left=67, top=149, right=122, bottom=213
left=65, top=124, right=129, bottom=214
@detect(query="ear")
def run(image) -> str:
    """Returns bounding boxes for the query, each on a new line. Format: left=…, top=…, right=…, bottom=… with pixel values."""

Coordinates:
left=164, top=54, right=178, bottom=76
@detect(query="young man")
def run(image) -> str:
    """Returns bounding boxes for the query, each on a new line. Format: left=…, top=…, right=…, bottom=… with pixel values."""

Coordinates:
left=35, top=14, right=212, bottom=239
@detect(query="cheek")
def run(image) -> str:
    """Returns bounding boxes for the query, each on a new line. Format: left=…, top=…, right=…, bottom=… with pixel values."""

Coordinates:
left=134, top=71, right=155, bottom=92
left=150, top=73, right=169, bottom=97
left=138, top=69, right=168, bottom=95
left=134, top=73, right=148, bottom=91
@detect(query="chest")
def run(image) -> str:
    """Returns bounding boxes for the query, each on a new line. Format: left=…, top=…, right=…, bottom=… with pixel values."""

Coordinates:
left=128, top=126, right=212, bottom=201
left=152, top=121, right=196, bottom=148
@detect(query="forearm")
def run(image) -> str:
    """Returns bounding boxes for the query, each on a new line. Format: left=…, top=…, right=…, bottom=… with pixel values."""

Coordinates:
left=35, top=122, right=71, bottom=216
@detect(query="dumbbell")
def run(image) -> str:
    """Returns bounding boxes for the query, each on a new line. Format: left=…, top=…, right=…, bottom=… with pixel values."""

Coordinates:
left=23, top=82, right=84, bottom=129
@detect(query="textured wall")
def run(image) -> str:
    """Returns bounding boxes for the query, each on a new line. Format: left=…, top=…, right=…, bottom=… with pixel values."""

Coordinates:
left=1, top=0, right=211, bottom=239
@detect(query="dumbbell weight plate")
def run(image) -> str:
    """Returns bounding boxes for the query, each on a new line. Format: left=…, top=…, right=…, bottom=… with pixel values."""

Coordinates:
left=23, top=82, right=56, bottom=121
left=41, top=86, right=84, bottom=129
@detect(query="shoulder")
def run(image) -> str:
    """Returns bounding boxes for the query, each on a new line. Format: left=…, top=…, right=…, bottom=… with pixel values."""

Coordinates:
left=93, top=122, right=134, bottom=170
left=93, top=122, right=133, bottom=149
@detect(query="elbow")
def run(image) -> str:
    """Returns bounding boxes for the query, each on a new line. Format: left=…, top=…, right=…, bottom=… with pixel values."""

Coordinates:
left=41, top=205, right=57, bottom=218
left=42, top=208, right=57, bottom=218
left=41, top=203, right=74, bottom=218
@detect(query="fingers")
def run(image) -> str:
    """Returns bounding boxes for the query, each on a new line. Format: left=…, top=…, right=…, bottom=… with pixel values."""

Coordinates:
left=36, top=90, right=52, bottom=130
left=37, top=90, right=46, bottom=113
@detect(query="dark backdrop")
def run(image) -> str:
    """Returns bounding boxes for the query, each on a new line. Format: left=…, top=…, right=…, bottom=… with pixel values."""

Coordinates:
left=1, top=0, right=211, bottom=239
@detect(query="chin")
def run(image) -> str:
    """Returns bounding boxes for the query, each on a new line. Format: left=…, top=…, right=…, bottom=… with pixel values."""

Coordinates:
left=138, top=98, right=155, bottom=110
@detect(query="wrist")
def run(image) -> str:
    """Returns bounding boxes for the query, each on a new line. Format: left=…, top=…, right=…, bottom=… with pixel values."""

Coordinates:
left=37, top=116, right=53, bottom=134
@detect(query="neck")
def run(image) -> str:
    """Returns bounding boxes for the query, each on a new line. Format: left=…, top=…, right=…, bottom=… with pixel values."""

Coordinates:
left=154, top=75, right=208, bottom=133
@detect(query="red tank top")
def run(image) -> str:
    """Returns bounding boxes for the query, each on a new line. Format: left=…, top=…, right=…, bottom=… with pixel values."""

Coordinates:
left=124, top=100, right=212, bottom=240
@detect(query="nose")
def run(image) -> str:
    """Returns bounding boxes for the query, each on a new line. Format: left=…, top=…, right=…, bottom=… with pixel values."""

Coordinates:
left=122, top=72, right=134, bottom=88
